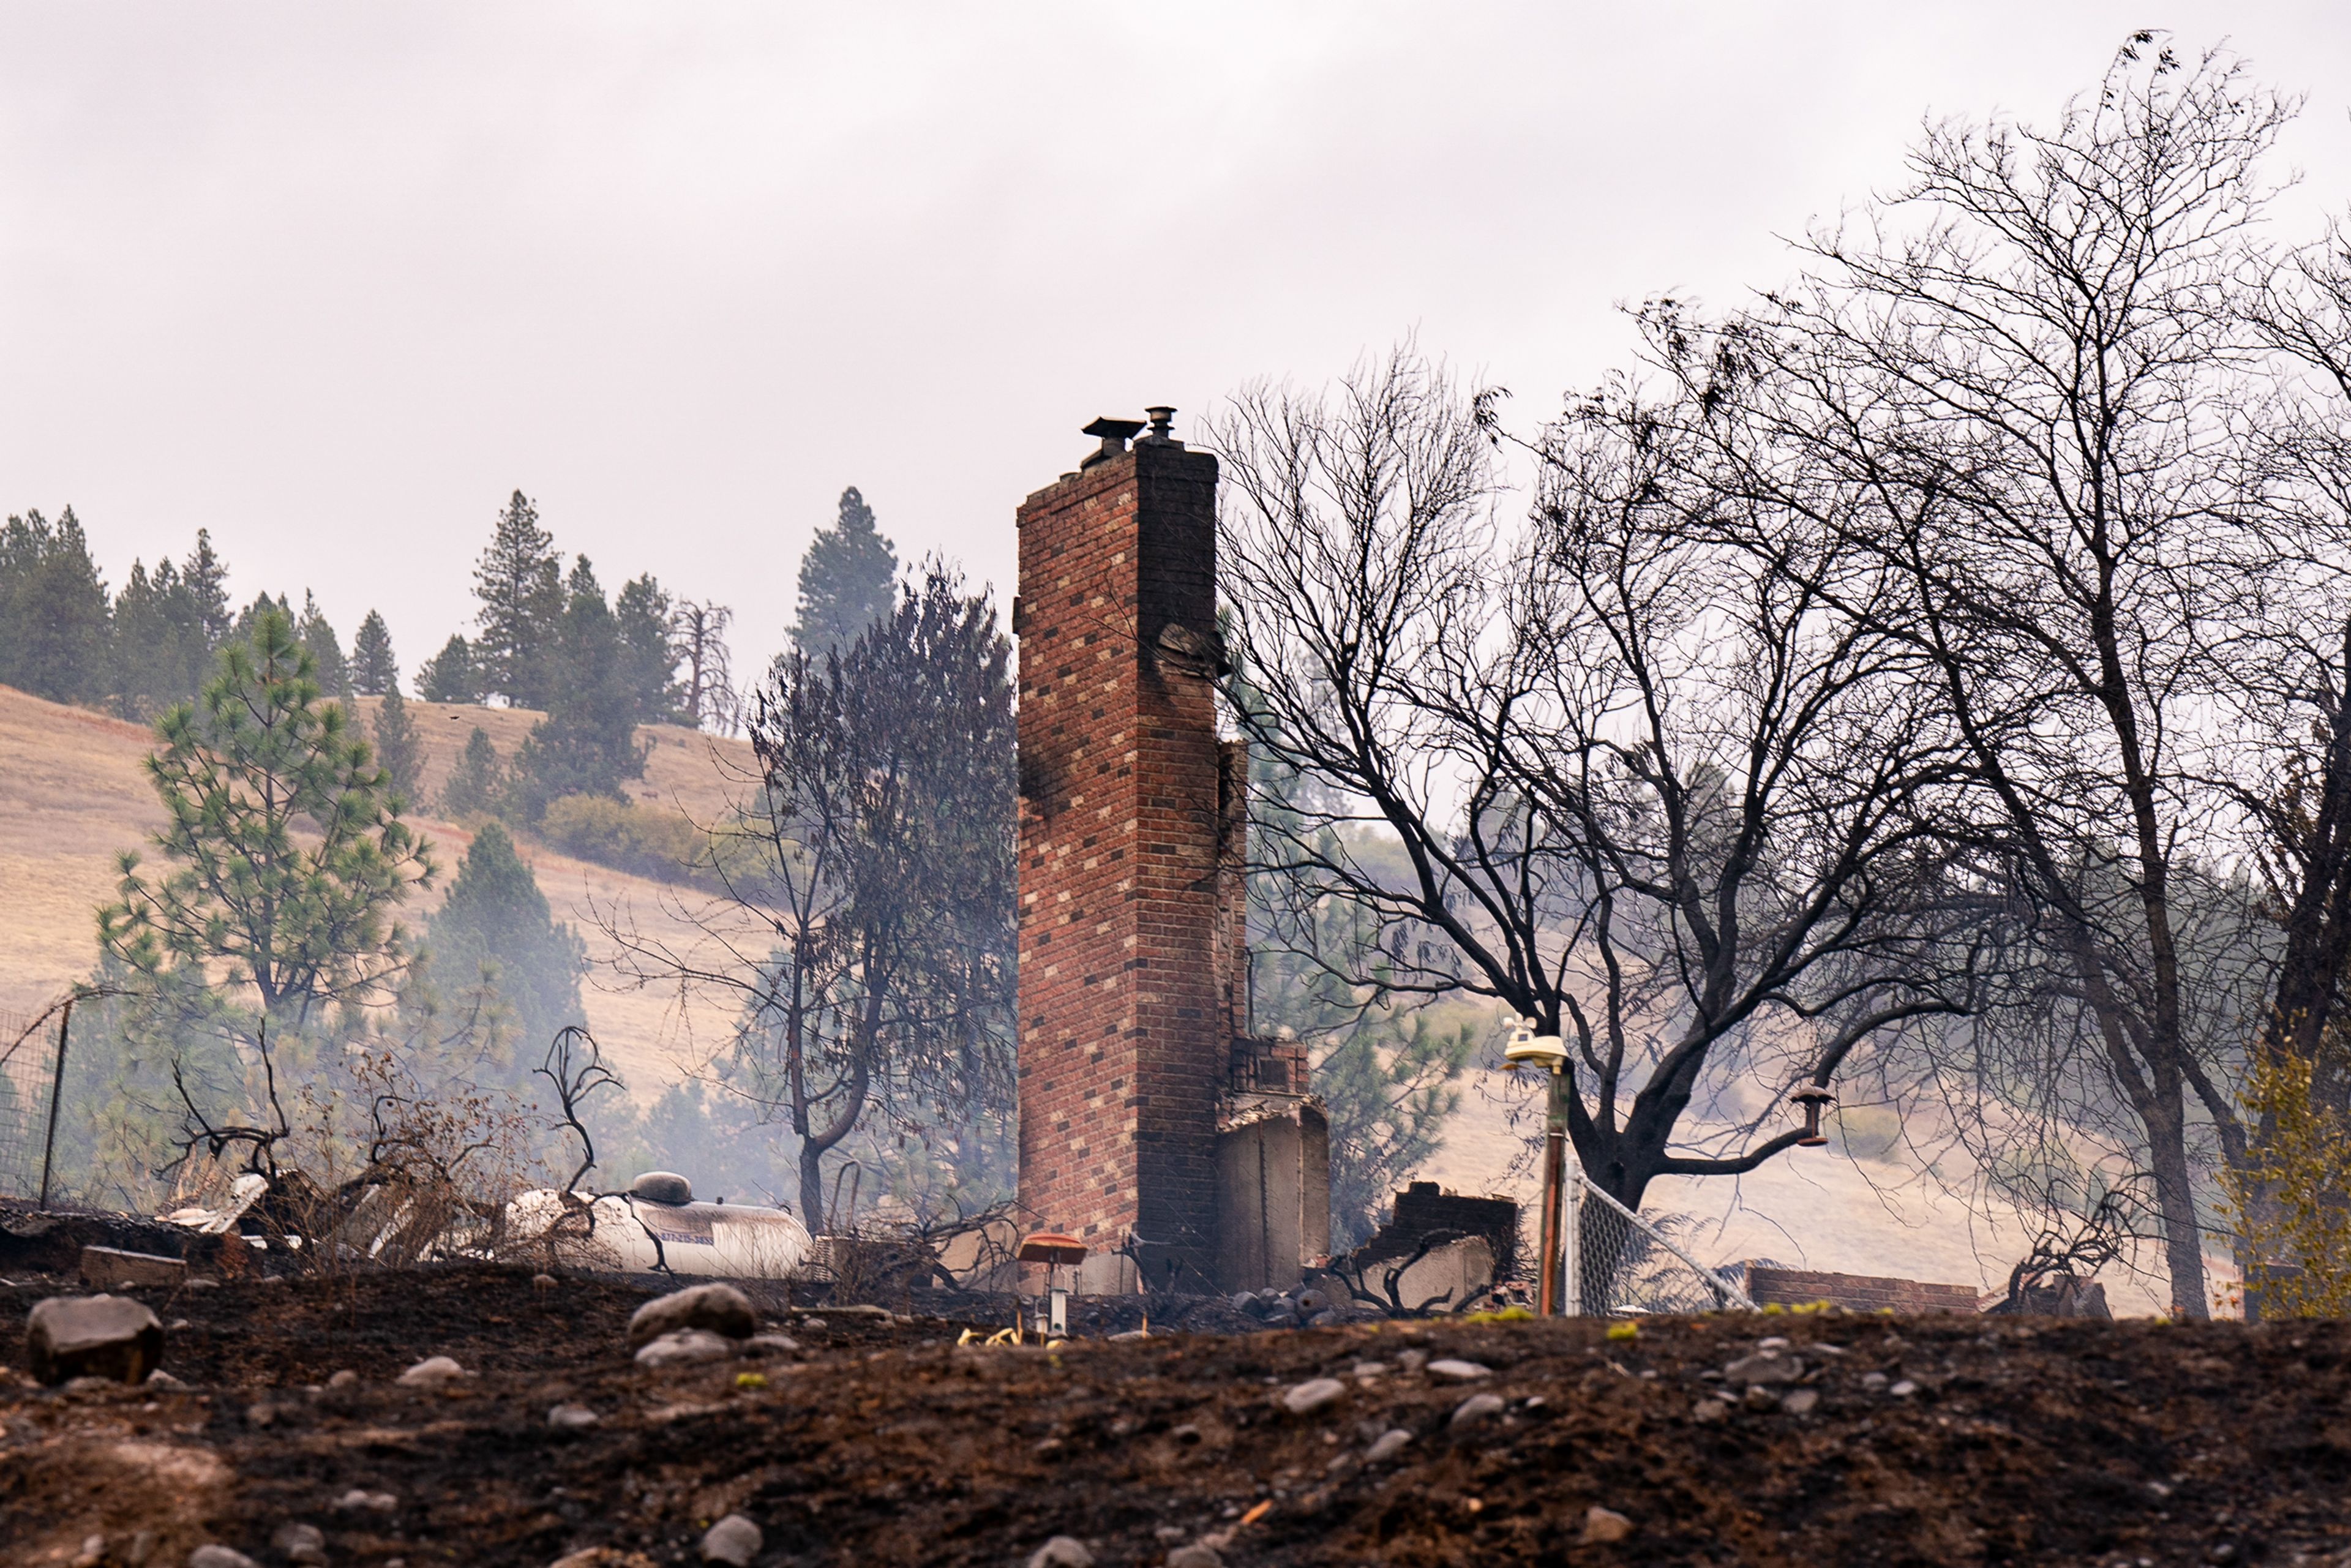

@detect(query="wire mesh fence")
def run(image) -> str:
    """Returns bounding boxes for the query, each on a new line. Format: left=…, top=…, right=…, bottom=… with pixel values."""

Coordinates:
left=1563, top=1165, right=1757, bottom=1315
left=0, top=1005, right=66, bottom=1204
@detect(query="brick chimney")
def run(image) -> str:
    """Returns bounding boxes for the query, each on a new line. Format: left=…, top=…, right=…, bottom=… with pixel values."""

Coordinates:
left=1014, top=408, right=1228, bottom=1292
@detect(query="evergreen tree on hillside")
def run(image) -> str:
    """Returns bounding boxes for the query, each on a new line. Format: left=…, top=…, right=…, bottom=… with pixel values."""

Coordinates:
left=510, top=555, right=645, bottom=818
left=184, top=530, right=231, bottom=648
left=615, top=573, right=684, bottom=726
left=791, top=487, right=897, bottom=656
left=352, top=610, right=399, bottom=697
left=439, top=726, right=506, bottom=819
left=110, top=557, right=212, bottom=718
left=0, top=507, right=110, bottom=703
left=417, top=634, right=481, bottom=705
left=372, top=686, right=425, bottom=803
left=471, top=490, right=563, bottom=710
left=426, top=821, right=586, bottom=1065
left=298, top=591, right=353, bottom=702
left=233, top=591, right=292, bottom=647
left=99, top=606, right=431, bottom=1029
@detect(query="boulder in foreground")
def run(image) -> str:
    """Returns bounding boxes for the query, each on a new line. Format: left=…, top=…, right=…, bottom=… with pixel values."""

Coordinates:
left=626, top=1282, right=757, bottom=1350
left=26, top=1294, right=163, bottom=1385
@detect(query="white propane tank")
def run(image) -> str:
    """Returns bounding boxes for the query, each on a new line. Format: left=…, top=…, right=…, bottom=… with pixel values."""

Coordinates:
left=506, top=1172, right=811, bottom=1278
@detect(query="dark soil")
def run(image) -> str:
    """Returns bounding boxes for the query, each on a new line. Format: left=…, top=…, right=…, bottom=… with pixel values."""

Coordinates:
left=5, top=1263, right=2350, bottom=1567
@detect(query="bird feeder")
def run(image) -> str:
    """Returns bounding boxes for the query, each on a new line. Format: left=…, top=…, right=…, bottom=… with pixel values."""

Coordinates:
left=1790, top=1085, right=1835, bottom=1147
left=1018, top=1231, right=1087, bottom=1338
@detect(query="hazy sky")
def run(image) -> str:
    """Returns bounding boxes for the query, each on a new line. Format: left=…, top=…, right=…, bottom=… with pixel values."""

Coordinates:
left=5, top=4, right=2349, bottom=684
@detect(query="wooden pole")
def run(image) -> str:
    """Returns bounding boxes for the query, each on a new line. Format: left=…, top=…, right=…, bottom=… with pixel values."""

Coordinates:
left=1536, top=1066, right=1567, bottom=1316
left=37, top=999, right=72, bottom=1209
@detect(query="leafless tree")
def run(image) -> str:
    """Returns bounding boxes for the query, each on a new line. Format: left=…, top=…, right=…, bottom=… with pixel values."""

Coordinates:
left=2242, top=227, right=2351, bottom=1101
left=1673, top=36, right=2315, bottom=1316
left=538, top=1024, right=624, bottom=1194
left=673, top=599, right=740, bottom=735
left=1215, top=347, right=1984, bottom=1231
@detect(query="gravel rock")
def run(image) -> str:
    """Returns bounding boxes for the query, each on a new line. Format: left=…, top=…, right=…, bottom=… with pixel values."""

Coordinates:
left=1398, top=1348, right=1430, bottom=1373
left=1859, top=1370, right=1890, bottom=1392
left=1026, top=1537, right=1095, bottom=1568
left=397, top=1356, right=467, bottom=1387
left=635, top=1328, right=736, bottom=1368
left=333, top=1489, right=398, bottom=1513
left=699, top=1513, right=763, bottom=1566
left=145, top=1369, right=186, bottom=1389
left=1353, top=1360, right=1390, bottom=1378
left=271, top=1523, right=326, bottom=1565
left=1780, top=1388, right=1821, bottom=1416
left=1365, top=1428, right=1413, bottom=1463
left=1723, top=1350, right=1802, bottom=1385
left=327, top=1369, right=359, bottom=1389
left=547, top=1402, right=601, bottom=1429
left=1166, top=1547, right=1225, bottom=1568
left=1427, top=1358, right=1491, bottom=1381
left=743, top=1332, right=801, bottom=1356
left=1282, top=1376, right=1346, bottom=1415
left=1450, top=1391, right=1507, bottom=1428
left=1582, top=1506, right=1635, bottom=1544
left=26, top=1295, right=165, bottom=1385
left=626, top=1283, right=758, bottom=1351
left=1889, top=1379, right=1919, bottom=1398
left=187, top=1549, right=259, bottom=1568
left=1692, top=1398, right=1730, bottom=1424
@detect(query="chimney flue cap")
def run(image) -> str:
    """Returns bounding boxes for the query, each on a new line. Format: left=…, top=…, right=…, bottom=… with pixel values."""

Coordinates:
left=1080, top=415, right=1145, bottom=469
left=1141, top=405, right=1179, bottom=445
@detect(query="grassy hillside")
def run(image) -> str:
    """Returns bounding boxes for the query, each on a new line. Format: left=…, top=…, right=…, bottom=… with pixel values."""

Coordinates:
left=0, top=682, right=760, bottom=1098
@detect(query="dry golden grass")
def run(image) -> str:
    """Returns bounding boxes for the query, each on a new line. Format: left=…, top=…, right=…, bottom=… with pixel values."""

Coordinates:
left=0, top=682, right=759, bottom=1098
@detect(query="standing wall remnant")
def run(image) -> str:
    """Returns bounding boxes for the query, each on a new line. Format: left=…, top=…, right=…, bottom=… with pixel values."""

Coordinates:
left=1013, top=408, right=1329, bottom=1294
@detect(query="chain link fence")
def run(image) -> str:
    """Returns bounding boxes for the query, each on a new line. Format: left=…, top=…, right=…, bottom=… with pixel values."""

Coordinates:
left=0, top=1005, right=68, bottom=1204
left=1562, top=1165, right=1757, bottom=1315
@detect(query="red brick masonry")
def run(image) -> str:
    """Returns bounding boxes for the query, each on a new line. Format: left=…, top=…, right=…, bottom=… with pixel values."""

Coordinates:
left=1014, top=431, right=1226, bottom=1284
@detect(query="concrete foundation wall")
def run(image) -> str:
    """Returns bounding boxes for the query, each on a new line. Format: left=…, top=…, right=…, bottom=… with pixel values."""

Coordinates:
left=1215, top=1101, right=1331, bottom=1292
left=1746, top=1265, right=1982, bottom=1315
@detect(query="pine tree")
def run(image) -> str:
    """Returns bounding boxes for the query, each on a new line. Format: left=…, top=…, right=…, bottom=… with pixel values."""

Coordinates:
left=426, top=821, right=586, bottom=1063
left=98, top=606, right=431, bottom=1024
left=416, top=634, right=481, bottom=704
left=509, top=555, right=645, bottom=818
left=438, top=726, right=506, bottom=819
left=372, top=686, right=425, bottom=804
left=298, top=591, right=353, bottom=703
left=791, top=486, right=898, bottom=656
left=183, top=529, right=231, bottom=650
left=471, top=490, right=563, bottom=710
left=108, top=557, right=210, bottom=718
left=233, top=591, right=291, bottom=647
left=615, top=572, right=682, bottom=725
left=0, top=507, right=111, bottom=703
left=110, top=559, right=168, bottom=716
left=352, top=610, right=400, bottom=697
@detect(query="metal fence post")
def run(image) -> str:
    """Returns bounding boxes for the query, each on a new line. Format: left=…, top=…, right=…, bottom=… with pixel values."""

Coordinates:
left=1562, top=1157, right=1582, bottom=1315
left=37, top=998, right=72, bottom=1210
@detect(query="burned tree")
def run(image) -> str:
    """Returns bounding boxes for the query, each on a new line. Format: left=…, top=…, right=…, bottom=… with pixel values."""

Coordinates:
left=1681, top=38, right=2313, bottom=1316
left=1214, top=348, right=1979, bottom=1230
left=605, top=565, right=1017, bottom=1227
